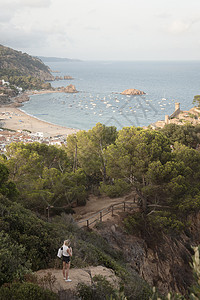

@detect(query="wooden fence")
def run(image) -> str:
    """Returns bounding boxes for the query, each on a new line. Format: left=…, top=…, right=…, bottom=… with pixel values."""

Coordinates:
left=76, top=197, right=137, bottom=228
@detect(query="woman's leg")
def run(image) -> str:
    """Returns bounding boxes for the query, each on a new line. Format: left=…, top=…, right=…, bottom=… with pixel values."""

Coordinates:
left=65, top=261, right=71, bottom=279
left=62, top=261, right=66, bottom=278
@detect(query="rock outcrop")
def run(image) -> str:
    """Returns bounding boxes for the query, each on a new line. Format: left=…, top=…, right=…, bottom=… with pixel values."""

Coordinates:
left=121, top=89, right=145, bottom=95
left=98, top=216, right=196, bottom=296
left=62, top=84, right=78, bottom=93
left=36, top=266, right=119, bottom=294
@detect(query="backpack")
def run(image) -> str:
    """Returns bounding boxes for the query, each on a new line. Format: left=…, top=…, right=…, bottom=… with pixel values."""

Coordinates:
left=57, top=247, right=63, bottom=258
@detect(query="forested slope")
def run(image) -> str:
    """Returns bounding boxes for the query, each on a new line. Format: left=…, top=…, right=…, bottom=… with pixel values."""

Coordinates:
left=0, top=45, right=53, bottom=94
left=1, top=122, right=200, bottom=299
left=0, top=45, right=53, bottom=81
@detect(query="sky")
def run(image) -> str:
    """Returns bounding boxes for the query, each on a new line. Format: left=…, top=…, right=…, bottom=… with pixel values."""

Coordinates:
left=0, top=0, right=200, bottom=61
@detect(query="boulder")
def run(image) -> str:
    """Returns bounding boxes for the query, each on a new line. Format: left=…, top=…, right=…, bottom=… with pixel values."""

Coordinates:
left=63, top=84, right=78, bottom=93
left=121, top=89, right=145, bottom=95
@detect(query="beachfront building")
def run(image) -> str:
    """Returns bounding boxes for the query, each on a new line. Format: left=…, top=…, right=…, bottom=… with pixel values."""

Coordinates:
left=0, top=129, right=67, bottom=154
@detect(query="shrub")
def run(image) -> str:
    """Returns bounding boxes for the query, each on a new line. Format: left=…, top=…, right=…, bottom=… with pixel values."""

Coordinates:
left=123, top=212, right=144, bottom=235
left=76, top=274, right=117, bottom=300
left=0, top=231, right=32, bottom=285
left=0, top=282, right=58, bottom=300
left=99, top=179, right=131, bottom=198
left=123, top=274, right=152, bottom=300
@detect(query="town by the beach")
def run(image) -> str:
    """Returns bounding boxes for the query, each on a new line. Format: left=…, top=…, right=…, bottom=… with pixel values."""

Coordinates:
left=0, top=90, right=79, bottom=151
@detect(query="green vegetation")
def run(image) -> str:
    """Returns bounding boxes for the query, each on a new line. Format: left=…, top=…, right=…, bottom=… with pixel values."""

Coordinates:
left=188, top=113, right=198, bottom=119
left=2, top=122, right=200, bottom=232
left=76, top=275, right=119, bottom=300
left=0, top=44, right=53, bottom=92
left=99, top=179, right=131, bottom=198
left=0, top=282, right=58, bottom=300
left=1, top=142, right=87, bottom=213
left=0, top=45, right=51, bottom=76
left=0, top=72, right=51, bottom=91
left=193, top=95, right=200, bottom=107
left=160, top=123, right=200, bottom=148
left=1, top=120, right=200, bottom=298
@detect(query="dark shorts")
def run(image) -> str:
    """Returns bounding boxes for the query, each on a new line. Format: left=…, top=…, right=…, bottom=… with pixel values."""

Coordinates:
left=63, top=255, right=70, bottom=263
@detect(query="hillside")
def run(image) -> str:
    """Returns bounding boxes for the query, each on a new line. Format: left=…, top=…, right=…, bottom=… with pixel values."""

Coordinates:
left=1, top=120, right=200, bottom=299
left=0, top=44, right=54, bottom=81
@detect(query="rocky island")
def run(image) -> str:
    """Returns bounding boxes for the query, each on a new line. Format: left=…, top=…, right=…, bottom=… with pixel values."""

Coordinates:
left=121, top=88, right=145, bottom=95
left=61, top=84, right=78, bottom=93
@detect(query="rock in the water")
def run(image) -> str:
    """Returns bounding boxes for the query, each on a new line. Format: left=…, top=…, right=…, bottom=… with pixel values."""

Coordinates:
left=64, top=75, right=73, bottom=80
left=63, top=84, right=78, bottom=93
left=121, top=89, right=145, bottom=95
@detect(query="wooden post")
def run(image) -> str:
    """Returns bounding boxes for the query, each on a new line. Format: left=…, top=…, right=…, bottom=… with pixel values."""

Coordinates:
left=111, top=205, right=114, bottom=216
left=46, top=205, right=54, bottom=222
left=46, top=205, right=50, bottom=222
left=100, top=211, right=102, bottom=222
left=123, top=202, right=126, bottom=211
left=87, top=219, right=89, bottom=227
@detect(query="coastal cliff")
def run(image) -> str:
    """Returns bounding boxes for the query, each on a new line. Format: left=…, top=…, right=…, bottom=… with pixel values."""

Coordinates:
left=97, top=213, right=197, bottom=296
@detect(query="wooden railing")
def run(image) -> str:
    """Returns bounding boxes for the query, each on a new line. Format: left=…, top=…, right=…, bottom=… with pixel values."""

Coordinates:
left=76, top=197, right=138, bottom=228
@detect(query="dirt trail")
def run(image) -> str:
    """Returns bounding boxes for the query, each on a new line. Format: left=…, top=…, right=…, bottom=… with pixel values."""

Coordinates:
left=73, top=192, right=137, bottom=226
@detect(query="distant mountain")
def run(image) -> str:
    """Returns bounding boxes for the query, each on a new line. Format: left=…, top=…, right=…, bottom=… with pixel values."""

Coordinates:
left=38, top=56, right=81, bottom=63
left=0, top=45, right=54, bottom=81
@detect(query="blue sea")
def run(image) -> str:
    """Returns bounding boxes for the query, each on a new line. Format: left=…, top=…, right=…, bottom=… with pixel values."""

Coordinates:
left=22, top=61, right=200, bottom=130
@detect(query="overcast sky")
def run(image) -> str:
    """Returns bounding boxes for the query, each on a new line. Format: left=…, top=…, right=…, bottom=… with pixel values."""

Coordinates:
left=1, top=0, right=200, bottom=60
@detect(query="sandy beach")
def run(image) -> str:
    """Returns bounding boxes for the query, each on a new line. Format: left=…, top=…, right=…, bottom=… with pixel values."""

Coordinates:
left=0, top=107, right=79, bottom=137
left=0, top=91, right=79, bottom=137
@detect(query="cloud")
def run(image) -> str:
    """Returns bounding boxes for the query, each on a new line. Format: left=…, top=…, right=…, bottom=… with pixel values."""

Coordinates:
left=168, top=20, right=191, bottom=34
left=0, top=27, right=48, bottom=49
left=19, top=0, right=52, bottom=8
left=84, top=26, right=100, bottom=31
left=155, top=12, right=172, bottom=19
left=167, top=18, right=200, bottom=35
left=0, top=9, right=14, bottom=22
left=0, top=0, right=52, bottom=26
left=4, top=0, right=52, bottom=8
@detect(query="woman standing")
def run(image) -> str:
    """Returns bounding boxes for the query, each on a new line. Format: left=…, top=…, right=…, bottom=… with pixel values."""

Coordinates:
left=62, top=239, right=72, bottom=282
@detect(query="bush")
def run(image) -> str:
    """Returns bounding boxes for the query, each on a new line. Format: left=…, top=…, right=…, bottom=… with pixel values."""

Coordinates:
left=76, top=273, right=152, bottom=300
left=0, top=282, right=58, bottom=300
left=99, top=179, right=131, bottom=198
left=123, top=274, right=152, bottom=300
left=123, top=212, right=144, bottom=235
left=0, top=198, right=65, bottom=271
left=0, top=231, right=32, bottom=285
left=124, top=211, right=185, bottom=236
left=76, top=274, right=117, bottom=300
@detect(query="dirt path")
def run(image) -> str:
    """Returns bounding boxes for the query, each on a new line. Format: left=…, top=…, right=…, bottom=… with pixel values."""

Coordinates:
left=73, top=192, right=137, bottom=226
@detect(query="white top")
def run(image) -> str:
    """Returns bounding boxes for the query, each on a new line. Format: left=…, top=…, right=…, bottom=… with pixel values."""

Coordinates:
left=63, top=245, right=69, bottom=257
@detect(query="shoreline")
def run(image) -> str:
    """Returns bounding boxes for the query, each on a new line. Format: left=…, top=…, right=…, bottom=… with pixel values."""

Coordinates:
left=1, top=90, right=199, bottom=136
left=0, top=90, right=79, bottom=137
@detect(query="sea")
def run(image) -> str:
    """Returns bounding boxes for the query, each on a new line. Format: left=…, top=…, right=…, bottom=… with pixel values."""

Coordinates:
left=22, top=61, right=200, bottom=131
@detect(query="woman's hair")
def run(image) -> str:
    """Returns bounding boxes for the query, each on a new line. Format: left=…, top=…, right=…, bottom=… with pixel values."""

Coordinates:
left=64, top=239, right=70, bottom=246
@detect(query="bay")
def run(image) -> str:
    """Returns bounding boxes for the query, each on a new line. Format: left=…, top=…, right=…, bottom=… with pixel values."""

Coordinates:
left=22, top=61, right=200, bottom=130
